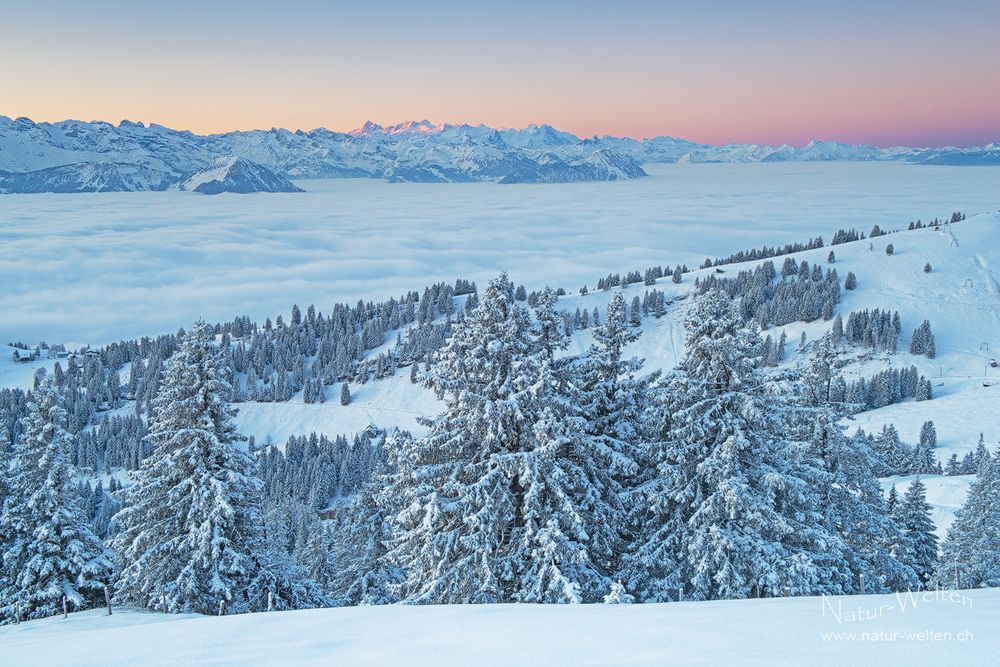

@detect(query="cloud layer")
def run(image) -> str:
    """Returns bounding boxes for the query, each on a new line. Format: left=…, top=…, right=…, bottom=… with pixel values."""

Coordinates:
left=2, top=163, right=998, bottom=346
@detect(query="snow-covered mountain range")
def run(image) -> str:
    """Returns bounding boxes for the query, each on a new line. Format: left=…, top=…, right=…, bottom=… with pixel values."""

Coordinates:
left=0, top=115, right=997, bottom=193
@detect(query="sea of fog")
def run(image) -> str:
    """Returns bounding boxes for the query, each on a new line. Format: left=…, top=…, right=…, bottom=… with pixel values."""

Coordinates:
left=2, top=163, right=998, bottom=346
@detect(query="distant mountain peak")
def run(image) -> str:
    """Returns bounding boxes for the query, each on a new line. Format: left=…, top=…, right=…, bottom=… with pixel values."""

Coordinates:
left=349, top=119, right=441, bottom=136
left=179, top=157, right=303, bottom=195
left=348, top=120, right=384, bottom=137
left=384, top=119, right=439, bottom=134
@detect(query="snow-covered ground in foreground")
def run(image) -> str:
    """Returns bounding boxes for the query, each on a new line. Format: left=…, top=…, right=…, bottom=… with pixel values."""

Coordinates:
left=2, top=588, right=995, bottom=666
left=2, top=162, right=998, bottom=346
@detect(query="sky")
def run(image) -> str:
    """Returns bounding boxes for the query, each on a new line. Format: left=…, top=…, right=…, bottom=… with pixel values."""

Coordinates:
left=3, top=0, right=999, bottom=147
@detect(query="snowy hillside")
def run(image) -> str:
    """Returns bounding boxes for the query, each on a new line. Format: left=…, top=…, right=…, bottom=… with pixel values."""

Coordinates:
left=179, top=157, right=303, bottom=194
left=0, top=161, right=175, bottom=193
left=3, top=199, right=998, bottom=665
left=498, top=148, right=647, bottom=183
left=2, top=588, right=995, bottom=666
left=1, top=115, right=997, bottom=192
left=4, top=208, right=998, bottom=536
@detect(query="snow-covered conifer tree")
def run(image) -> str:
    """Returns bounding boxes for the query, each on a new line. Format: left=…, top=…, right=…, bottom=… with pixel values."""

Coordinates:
left=0, top=383, right=111, bottom=622
left=561, top=293, right=651, bottom=596
left=110, top=321, right=267, bottom=615
left=331, top=436, right=405, bottom=606
left=386, top=276, right=633, bottom=603
left=385, top=275, right=547, bottom=603
left=937, top=450, right=1000, bottom=589
left=911, top=421, right=937, bottom=473
left=602, top=581, right=635, bottom=604
left=897, top=479, right=939, bottom=588
left=627, top=291, right=842, bottom=601
left=797, top=339, right=917, bottom=594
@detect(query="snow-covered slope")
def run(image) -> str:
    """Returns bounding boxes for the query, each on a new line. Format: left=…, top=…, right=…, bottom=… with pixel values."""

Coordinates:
left=498, top=148, right=647, bottom=183
left=6, top=208, right=996, bottom=535
left=2, top=185, right=998, bottom=533
left=232, top=372, right=435, bottom=445
left=2, top=115, right=997, bottom=193
left=179, top=157, right=303, bottom=194
left=2, top=588, right=995, bottom=666
left=0, top=161, right=175, bottom=193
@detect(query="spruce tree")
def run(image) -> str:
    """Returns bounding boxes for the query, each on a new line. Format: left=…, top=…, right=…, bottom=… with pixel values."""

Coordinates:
left=897, top=479, right=939, bottom=588
left=0, top=383, right=111, bottom=621
left=385, top=275, right=629, bottom=603
left=887, top=485, right=899, bottom=513
left=627, top=291, right=841, bottom=601
left=110, top=321, right=267, bottom=615
left=331, top=434, right=405, bottom=605
left=340, top=382, right=351, bottom=406
left=937, top=449, right=1000, bottom=589
left=912, top=421, right=937, bottom=473
left=602, top=581, right=635, bottom=604
left=799, top=339, right=916, bottom=594
left=566, top=293, right=650, bottom=596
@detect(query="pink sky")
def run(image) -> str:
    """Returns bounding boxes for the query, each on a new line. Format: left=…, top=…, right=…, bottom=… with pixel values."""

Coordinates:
left=3, top=1, right=998, bottom=147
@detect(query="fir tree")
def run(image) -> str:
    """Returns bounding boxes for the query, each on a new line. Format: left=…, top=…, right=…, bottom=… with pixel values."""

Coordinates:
left=332, top=434, right=406, bottom=605
left=565, top=293, right=651, bottom=596
left=799, top=340, right=916, bottom=593
left=911, top=421, right=937, bottom=474
left=386, top=274, right=552, bottom=603
left=602, top=581, right=635, bottom=604
left=887, top=485, right=899, bottom=513
left=872, top=424, right=912, bottom=476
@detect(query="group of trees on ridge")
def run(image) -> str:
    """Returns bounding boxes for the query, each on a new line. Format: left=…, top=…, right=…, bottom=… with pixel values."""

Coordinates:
left=1, top=210, right=994, bottom=621
left=2, top=274, right=995, bottom=621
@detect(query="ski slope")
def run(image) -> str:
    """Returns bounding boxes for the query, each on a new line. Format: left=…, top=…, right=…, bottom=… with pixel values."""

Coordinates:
left=1, top=588, right=994, bottom=666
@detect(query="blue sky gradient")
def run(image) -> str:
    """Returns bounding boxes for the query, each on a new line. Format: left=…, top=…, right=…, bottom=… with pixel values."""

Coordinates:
left=4, top=0, right=998, bottom=145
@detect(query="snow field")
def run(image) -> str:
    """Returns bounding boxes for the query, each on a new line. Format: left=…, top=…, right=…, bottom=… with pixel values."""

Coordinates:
left=2, top=588, right=996, bottom=666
